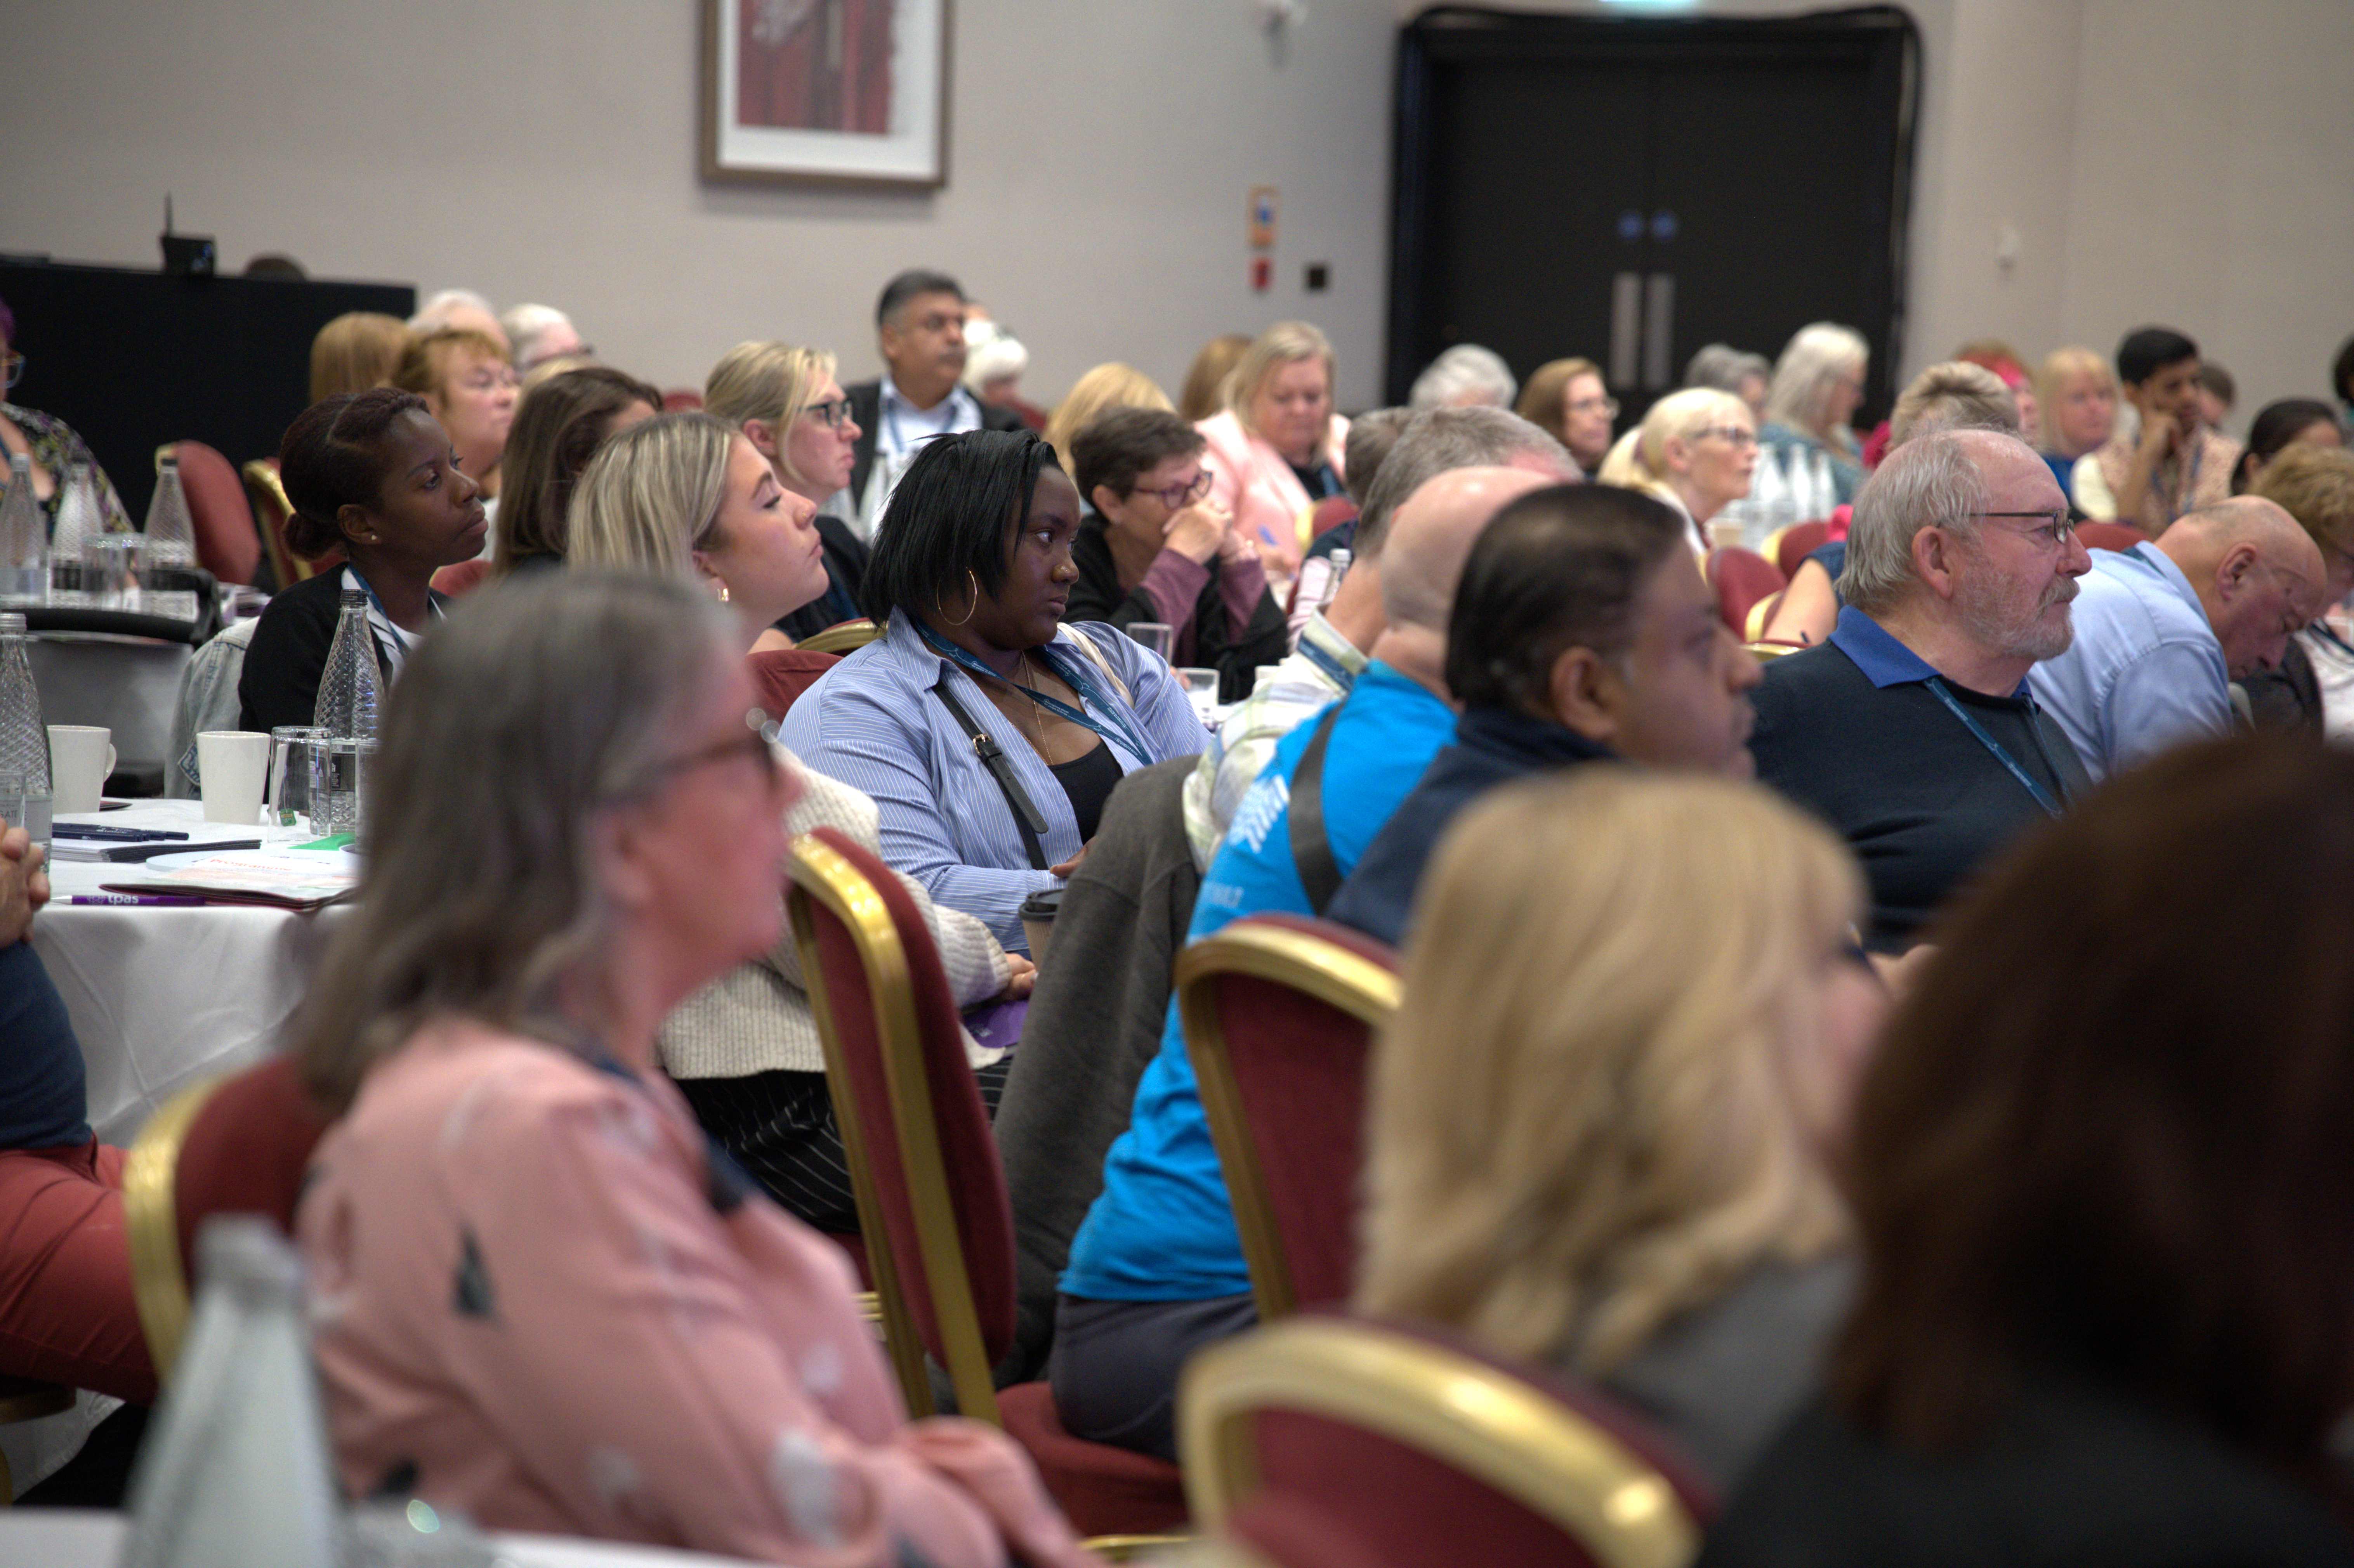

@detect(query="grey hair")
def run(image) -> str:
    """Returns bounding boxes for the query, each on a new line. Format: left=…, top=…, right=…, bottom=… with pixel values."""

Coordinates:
left=1410, top=345, right=1519, bottom=412
left=1764, top=323, right=1871, bottom=436
left=500, top=302, right=576, bottom=370
left=294, top=572, right=741, bottom=1112
left=1838, top=430, right=1996, bottom=614
left=1889, top=361, right=2019, bottom=448
left=1355, top=406, right=1574, bottom=559
left=1343, top=407, right=1416, bottom=507
left=1685, top=343, right=1772, bottom=395
left=408, top=287, right=497, bottom=334
left=568, top=411, right=738, bottom=579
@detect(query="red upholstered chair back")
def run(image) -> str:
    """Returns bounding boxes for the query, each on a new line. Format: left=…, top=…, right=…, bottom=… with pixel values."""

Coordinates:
left=1709, top=546, right=1788, bottom=637
left=1768, top=518, right=1833, bottom=579
left=1308, top=496, right=1360, bottom=540
left=749, top=648, right=840, bottom=723
left=662, top=388, right=706, bottom=412
left=123, top=1054, right=334, bottom=1379
left=429, top=558, right=493, bottom=599
left=1182, top=1316, right=1715, bottom=1568
left=2077, top=520, right=2148, bottom=552
left=786, top=826, right=1016, bottom=1421
left=1176, top=914, right=1401, bottom=1321
left=164, top=441, right=263, bottom=585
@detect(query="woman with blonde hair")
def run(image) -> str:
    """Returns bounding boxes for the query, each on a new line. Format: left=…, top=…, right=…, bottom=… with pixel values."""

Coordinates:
left=1358, top=768, right=1885, bottom=1489
left=1601, top=387, right=1757, bottom=554
left=391, top=326, right=518, bottom=501
left=568, top=413, right=1032, bottom=1232
left=2034, top=345, right=2118, bottom=501
left=704, top=340, right=871, bottom=640
left=1196, top=321, right=1352, bottom=590
left=309, top=311, right=410, bottom=403
left=1760, top=323, right=1870, bottom=506
left=1039, top=361, right=1172, bottom=471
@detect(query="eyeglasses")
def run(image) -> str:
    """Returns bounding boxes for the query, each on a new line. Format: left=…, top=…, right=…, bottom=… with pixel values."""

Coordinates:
left=802, top=397, right=853, bottom=430
left=628, top=709, right=784, bottom=796
left=1568, top=394, right=1620, bottom=418
left=1137, top=469, right=1213, bottom=512
left=1697, top=425, right=1758, bottom=450
left=2, top=353, right=21, bottom=392
left=1967, top=509, right=2077, bottom=550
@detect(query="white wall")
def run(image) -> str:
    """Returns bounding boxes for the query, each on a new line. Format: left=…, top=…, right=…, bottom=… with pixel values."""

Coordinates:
left=5, top=0, right=2351, bottom=423
left=0, top=0, right=1398, bottom=407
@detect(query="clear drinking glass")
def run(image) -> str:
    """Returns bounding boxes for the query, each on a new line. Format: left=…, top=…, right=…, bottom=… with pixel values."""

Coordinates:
left=309, top=736, right=379, bottom=836
left=1126, top=622, right=1175, bottom=663
left=267, top=726, right=330, bottom=830
left=85, top=536, right=146, bottom=609
left=1174, top=666, right=1220, bottom=723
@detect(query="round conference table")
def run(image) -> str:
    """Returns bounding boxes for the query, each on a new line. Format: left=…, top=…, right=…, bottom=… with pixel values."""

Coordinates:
left=30, top=800, right=347, bottom=1147
left=0, top=1509, right=769, bottom=1568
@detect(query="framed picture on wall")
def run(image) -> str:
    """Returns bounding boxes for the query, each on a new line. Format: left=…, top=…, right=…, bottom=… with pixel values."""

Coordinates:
left=701, top=0, right=951, bottom=188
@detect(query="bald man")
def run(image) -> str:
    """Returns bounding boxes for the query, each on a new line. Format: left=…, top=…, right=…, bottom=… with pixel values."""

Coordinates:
left=2029, top=495, right=2325, bottom=779
left=1051, top=464, right=1551, bottom=1464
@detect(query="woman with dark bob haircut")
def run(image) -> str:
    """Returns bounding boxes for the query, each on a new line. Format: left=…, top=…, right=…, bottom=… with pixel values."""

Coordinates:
left=239, top=388, right=488, bottom=734
left=781, top=428, right=1205, bottom=951
left=1702, top=733, right=2354, bottom=1566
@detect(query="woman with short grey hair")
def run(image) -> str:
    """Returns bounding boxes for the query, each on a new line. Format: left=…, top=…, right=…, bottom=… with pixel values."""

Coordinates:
left=292, top=572, right=1089, bottom=1566
left=1409, top=343, right=1519, bottom=411
left=1762, top=323, right=1872, bottom=507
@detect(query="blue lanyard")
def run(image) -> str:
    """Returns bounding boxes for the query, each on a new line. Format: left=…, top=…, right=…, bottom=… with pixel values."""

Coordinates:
left=1925, top=677, right=2064, bottom=817
left=918, top=624, right=1155, bottom=766
left=881, top=384, right=968, bottom=462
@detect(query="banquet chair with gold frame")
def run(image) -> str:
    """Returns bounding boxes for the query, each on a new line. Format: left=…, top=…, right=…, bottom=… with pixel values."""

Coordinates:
left=1175, top=915, right=1400, bottom=1324
left=122, top=1056, right=333, bottom=1381
left=796, top=618, right=882, bottom=656
left=787, top=827, right=1190, bottom=1537
left=1179, top=1316, right=1713, bottom=1568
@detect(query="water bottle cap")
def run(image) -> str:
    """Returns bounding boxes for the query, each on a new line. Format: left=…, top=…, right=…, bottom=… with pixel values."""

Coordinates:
left=193, top=1215, right=306, bottom=1308
left=0, top=613, right=22, bottom=634
left=159, top=453, right=179, bottom=470
left=340, top=588, right=369, bottom=607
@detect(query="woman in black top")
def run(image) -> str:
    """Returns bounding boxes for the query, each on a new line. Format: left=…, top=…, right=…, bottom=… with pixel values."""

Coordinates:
left=238, top=390, right=487, bottom=733
left=1064, top=406, right=1286, bottom=702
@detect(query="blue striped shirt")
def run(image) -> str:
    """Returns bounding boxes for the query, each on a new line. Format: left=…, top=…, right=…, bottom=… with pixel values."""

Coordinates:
left=779, top=610, right=1209, bottom=952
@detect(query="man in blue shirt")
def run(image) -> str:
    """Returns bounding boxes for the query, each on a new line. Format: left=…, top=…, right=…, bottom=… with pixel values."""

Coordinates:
left=1049, top=465, right=1555, bottom=1461
left=1330, top=483, right=1762, bottom=947
left=2028, top=497, right=2321, bottom=780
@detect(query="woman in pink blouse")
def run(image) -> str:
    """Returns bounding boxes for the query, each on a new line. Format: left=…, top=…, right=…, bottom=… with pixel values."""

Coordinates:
left=293, top=571, right=1091, bottom=1568
left=1194, top=320, right=1350, bottom=595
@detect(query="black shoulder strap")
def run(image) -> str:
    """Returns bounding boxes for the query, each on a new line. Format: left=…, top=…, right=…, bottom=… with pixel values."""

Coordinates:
left=1288, top=704, right=1345, bottom=916
left=931, top=672, right=1050, bottom=871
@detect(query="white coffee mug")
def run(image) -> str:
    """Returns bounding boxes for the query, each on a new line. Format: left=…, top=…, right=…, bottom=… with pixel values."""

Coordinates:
left=196, top=730, right=273, bottom=826
left=46, top=725, right=116, bottom=815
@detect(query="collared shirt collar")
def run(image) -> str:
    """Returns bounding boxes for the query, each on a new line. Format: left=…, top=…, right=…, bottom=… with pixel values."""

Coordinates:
left=2120, top=539, right=2206, bottom=617
left=1828, top=604, right=2031, bottom=698
left=1296, top=610, right=1370, bottom=686
left=877, top=376, right=979, bottom=452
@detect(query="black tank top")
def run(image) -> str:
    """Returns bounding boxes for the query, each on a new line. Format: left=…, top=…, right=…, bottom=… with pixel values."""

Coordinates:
left=1046, top=739, right=1123, bottom=841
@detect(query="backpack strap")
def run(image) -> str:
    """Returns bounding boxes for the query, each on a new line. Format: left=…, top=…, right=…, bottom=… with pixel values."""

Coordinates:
left=930, top=673, right=1050, bottom=871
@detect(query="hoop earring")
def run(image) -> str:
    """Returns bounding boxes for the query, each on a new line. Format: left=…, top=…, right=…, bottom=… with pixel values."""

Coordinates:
left=936, top=569, right=977, bottom=627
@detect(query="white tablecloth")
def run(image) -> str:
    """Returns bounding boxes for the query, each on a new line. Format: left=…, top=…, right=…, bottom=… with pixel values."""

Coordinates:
left=0, top=1509, right=771, bottom=1568
left=28, top=800, right=347, bottom=1145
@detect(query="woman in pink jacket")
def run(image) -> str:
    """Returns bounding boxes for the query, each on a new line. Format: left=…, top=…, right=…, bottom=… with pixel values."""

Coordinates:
left=1194, top=321, right=1350, bottom=593
left=293, top=571, right=1090, bottom=1568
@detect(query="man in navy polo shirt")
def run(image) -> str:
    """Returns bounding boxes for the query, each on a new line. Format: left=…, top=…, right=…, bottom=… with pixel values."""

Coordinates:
left=1750, top=429, right=2093, bottom=952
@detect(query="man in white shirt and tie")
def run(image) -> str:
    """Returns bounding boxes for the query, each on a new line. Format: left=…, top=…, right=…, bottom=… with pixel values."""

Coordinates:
left=839, top=269, right=1028, bottom=538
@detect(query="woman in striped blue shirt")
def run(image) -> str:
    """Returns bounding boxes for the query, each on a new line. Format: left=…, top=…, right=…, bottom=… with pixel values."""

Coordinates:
left=782, top=429, right=1208, bottom=952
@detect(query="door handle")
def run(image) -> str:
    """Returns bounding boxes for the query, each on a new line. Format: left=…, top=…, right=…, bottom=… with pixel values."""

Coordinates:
left=1643, top=272, right=1675, bottom=391
left=1610, top=272, right=1642, bottom=390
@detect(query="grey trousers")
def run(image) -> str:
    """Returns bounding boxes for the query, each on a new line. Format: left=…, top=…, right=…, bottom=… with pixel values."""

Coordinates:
left=1046, top=1291, right=1260, bottom=1463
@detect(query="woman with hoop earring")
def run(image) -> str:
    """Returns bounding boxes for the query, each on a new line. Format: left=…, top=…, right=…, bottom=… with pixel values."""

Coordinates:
left=782, top=428, right=1208, bottom=954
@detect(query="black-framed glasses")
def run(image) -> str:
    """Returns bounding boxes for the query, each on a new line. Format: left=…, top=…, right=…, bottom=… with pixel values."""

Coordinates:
left=2, top=352, right=21, bottom=392
left=1140, top=468, right=1213, bottom=511
left=802, top=397, right=853, bottom=430
left=1967, top=509, right=2076, bottom=550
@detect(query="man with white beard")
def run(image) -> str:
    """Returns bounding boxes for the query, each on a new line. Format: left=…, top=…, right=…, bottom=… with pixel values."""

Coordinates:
left=1748, top=428, right=2092, bottom=952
